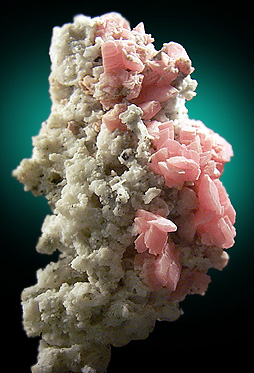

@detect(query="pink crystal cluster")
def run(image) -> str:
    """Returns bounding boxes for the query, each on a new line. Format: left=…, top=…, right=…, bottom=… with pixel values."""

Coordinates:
left=134, top=120, right=236, bottom=294
left=147, top=119, right=236, bottom=249
left=95, top=13, right=236, bottom=297
left=95, top=13, right=193, bottom=128
left=134, top=209, right=181, bottom=291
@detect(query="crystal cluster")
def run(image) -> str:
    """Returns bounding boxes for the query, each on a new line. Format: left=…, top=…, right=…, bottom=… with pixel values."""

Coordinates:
left=13, top=13, right=236, bottom=373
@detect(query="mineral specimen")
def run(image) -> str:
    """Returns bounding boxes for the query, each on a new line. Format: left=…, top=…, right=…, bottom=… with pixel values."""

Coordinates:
left=13, top=12, right=236, bottom=372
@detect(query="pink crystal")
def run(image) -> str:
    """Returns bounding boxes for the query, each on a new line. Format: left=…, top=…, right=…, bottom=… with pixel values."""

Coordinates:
left=139, top=101, right=161, bottom=120
left=95, top=12, right=132, bottom=41
left=132, top=84, right=178, bottom=104
left=214, top=179, right=236, bottom=224
left=96, top=20, right=194, bottom=130
left=153, top=242, right=181, bottom=291
left=169, top=269, right=211, bottom=300
left=198, top=174, right=222, bottom=215
left=156, top=156, right=200, bottom=189
left=162, top=42, right=194, bottom=75
left=134, top=209, right=177, bottom=255
left=134, top=243, right=181, bottom=292
left=102, top=103, right=128, bottom=131
left=147, top=121, right=201, bottom=189
left=146, top=52, right=178, bottom=86
left=101, top=40, right=145, bottom=73
left=188, top=174, right=236, bottom=249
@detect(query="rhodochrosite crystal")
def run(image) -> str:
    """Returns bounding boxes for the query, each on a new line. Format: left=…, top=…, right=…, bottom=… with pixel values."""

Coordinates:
left=13, top=13, right=236, bottom=373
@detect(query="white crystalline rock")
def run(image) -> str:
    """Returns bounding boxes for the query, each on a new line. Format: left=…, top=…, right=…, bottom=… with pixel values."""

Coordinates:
left=13, top=13, right=234, bottom=373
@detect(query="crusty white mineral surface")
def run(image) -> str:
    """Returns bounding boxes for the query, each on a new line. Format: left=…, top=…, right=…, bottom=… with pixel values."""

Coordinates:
left=13, top=13, right=236, bottom=372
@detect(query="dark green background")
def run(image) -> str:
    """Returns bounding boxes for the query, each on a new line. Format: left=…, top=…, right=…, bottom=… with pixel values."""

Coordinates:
left=1, top=1, right=253, bottom=371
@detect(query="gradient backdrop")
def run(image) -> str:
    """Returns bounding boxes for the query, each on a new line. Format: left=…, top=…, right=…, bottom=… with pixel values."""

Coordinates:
left=1, top=1, right=253, bottom=371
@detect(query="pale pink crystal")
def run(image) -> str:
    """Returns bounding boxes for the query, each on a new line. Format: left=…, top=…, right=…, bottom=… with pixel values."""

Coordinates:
left=147, top=118, right=234, bottom=193
left=132, top=84, right=178, bottom=104
left=96, top=12, right=132, bottom=41
left=134, top=209, right=177, bottom=255
left=162, top=42, right=194, bottom=75
left=131, top=22, right=154, bottom=44
left=101, top=40, right=145, bottom=73
left=214, top=179, right=236, bottom=224
left=198, top=174, right=222, bottom=215
left=192, top=174, right=236, bottom=249
left=96, top=17, right=194, bottom=129
left=169, top=269, right=211, bottom=300
left=134, top=210, right=181, bottom=291
left=147, top=52, right=178, bottom=86
left=147, top=120, right=175, bottom=146
left=139, top=101, right=161, bottom=120
left=147, top=121, right=201, bottom=189
left=134, top=253, right=162, bottom=291
left=156, top=156, right=200, bottom=189
left=102, top=103, right=128, bottom=131
left=98, top=70, right=143, bottom=109
left=153, top=242, right=181, bottom=291
left=134, top=243, right=181, bottom=292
